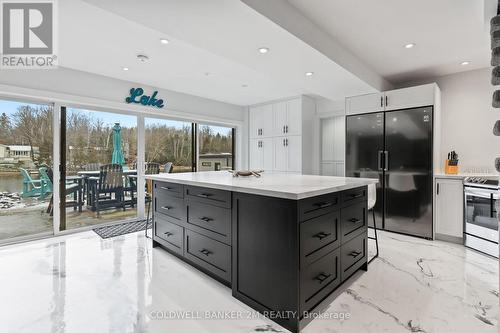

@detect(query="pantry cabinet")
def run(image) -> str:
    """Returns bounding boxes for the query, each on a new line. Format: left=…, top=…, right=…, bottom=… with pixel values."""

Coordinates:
left=248, top=96, right=314, bottom=174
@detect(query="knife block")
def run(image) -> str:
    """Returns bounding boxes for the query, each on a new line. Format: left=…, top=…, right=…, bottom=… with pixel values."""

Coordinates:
left=445, top=160, right=459, bottom=174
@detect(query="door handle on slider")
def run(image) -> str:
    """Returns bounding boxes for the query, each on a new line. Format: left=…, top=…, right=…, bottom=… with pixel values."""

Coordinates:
left=384, top=151, right=389, bottom=171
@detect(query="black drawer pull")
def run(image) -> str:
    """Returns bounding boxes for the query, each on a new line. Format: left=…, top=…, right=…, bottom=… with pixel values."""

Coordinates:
left=196, top=193, right=212, bottom=198
left=199, top=249, right=211, bottom=256
left=313, top=273, right=331, bottom=284
left=348, top=218, right=361, bottom=223
left=199, top=217, right=213, bottom=222
left=160, top=186, right=172, bottom=190
left=348, top=251, right=362, bottom=258
left=314, top=202, right=333, bottom=209
left=313, top=232, right=332, bottom=240
left=163, top=231, right=173, bottom=237
left=161, top=206, right=172, bottom=210
left=349, top=193, right=363, bottom=199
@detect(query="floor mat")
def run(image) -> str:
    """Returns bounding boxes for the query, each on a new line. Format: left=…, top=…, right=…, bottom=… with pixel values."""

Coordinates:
left=93, top=220, right=150, bottom=239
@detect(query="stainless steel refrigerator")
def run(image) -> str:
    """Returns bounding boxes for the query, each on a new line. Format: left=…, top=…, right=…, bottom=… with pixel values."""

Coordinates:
left=346, top=107, right=433, bottom=239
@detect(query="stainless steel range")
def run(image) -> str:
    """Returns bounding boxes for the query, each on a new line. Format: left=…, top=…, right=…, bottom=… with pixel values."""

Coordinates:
left=464, top=177, right=499, bottom=258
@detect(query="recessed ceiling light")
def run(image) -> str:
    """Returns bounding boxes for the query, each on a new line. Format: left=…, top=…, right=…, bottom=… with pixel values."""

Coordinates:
left=122, top=67, right=129, bottom=71
left=404, top=43, right=416, bottom=49
left=258, top=47, right=269, bottom=54
left=160, top=38, right=169, bottom=44
left=305, top=72, right=314, bottom=77
left=137, top=54, right=149, bottom=62
left=460, top=61, right=470, bottom=66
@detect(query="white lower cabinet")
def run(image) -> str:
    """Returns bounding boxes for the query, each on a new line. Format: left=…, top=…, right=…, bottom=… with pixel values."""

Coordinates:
left=435, top=178, right=464, bottom=240
left=249, top=138, right=273, bottom=171
left=273, top=136, right=301, bottom=173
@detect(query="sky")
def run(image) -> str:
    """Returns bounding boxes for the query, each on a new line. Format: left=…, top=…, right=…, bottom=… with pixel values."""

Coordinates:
left=0, top=100, right=232, bottom=136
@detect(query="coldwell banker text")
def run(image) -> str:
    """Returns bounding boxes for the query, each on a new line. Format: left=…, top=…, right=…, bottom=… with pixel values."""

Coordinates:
left=1, top=0, right=58, bottom=69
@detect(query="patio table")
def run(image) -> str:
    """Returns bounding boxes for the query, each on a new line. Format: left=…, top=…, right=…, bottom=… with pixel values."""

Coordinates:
left=78, top=170, right=137, bottom=211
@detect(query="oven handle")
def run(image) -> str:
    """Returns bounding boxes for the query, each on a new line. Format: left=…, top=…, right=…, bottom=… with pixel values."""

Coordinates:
left=464, top=187, right=500, bottom=200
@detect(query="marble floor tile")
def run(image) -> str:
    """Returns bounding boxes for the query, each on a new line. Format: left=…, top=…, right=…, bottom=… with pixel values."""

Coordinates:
left=0, top=229, right=497, bottom=333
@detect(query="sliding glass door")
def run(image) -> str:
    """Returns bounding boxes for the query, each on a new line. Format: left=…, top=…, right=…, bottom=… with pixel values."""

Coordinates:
left=61, top=107, right=138, bottom=230
left=0, top=99, right=54, bottom=242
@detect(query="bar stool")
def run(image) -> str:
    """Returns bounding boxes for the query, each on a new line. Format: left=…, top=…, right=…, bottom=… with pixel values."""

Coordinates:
left=367, top=183, right=379, bottom=264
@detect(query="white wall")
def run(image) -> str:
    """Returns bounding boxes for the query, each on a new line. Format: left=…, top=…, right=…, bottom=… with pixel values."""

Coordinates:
left=0, top=67, right=247, bottom=168
left=400, top=68, right=497, bottom=173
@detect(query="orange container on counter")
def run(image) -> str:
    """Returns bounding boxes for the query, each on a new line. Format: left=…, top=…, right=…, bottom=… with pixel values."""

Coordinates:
left=445, top=160, right=459, bottom=174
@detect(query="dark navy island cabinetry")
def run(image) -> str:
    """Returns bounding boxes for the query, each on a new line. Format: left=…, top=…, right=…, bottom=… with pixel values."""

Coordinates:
left=150, top=173, right=373, bottom=333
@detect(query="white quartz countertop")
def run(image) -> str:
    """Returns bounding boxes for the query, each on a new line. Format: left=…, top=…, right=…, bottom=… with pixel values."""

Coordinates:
left=145, top=171, right=378, bottom=200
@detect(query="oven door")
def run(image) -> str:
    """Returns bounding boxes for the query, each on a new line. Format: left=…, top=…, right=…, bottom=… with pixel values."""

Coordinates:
left=464, top=187, right=499, bottom=243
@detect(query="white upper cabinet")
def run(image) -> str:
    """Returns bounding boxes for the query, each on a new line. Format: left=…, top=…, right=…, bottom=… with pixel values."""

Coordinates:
left=346, top=84, right=437, bottom=114
left=272, top=98, right=302, bottom=136
left=384, top=84, right=435, bottom=111
left=286, top=98, right=302, bottom=136
left=345, top=92, right=384, bottom=115
left=249, top=104, right=273, bottom=139
left=272, top=101, right=287, bottom=136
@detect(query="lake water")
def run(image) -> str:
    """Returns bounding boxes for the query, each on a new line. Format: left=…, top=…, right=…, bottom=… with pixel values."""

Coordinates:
left=0, top=174, right=25, bottom=193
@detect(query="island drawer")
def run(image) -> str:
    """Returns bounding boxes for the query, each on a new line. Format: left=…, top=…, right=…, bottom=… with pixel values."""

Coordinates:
left=154, top=181, right=184, bottom=199
left=341, top=186, right=367, bottom=205
left=154, top=217, right=184, bottom=255
left=185, top=185, right=231, bottom=208
left=340, top=202, right=367, bottom=244
left=298, top=192, right=340, bottom=221
left=154, top=192, right=186, bottom=222
left=185, top=229, right=231, bottom=282
left=340, top=232, right=367, bottom=281
left=300, top=211, right=340, bottom=267
left=187, top=201, right=231, bottom=245
left=300, top=248, right=340, bottom=313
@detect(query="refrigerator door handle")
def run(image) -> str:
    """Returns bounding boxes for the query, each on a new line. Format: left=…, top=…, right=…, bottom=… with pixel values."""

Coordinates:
left=377, top=151, right=383, bottom=170
left=384, top=151, right=389, bottom=171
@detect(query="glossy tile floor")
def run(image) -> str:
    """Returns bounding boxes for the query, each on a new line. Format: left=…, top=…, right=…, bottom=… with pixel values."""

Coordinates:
left=0, top=229, right=497, bottom=333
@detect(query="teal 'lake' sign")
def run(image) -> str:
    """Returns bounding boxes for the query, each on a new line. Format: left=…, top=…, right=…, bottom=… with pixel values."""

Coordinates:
left=125, top=88, right=165, bottom=108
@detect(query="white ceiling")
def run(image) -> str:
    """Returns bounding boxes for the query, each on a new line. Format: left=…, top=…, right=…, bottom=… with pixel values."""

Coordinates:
left=286, top=0, right=495, bottom=84
left=58, top=0, right=375, bottom=106
left=58, top=0, right=495, bottom=107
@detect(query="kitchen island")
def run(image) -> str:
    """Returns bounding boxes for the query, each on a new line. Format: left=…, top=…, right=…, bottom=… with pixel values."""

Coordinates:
left=145, top=171, right=377, bottom=332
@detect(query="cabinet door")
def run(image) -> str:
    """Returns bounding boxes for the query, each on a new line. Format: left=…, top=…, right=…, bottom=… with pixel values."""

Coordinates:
left=249, top=106, right=263, bottom=139
left=384, top=84, right=435, bottom=111
left=435, top=179, right=464, bottom=239
left=249, top=139, right=263, bottom=170
left=286, top=98, right=302, bottom=136
left=260, top=104, right=273, bottom=137
left=261, top=138, right=274, bottom=171
left=346, top=93, right=384, bottom=115
left=273, top=101, right=287, bottom=136
left=286, top=135, right=302, bottom=173
left=273, top=136, right=288, bottom=172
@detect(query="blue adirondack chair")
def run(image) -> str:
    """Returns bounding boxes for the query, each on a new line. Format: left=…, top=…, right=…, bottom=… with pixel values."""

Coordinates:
left=20, top=168, right=50, bottom=198
left=38, top=167, right=54, bottom=194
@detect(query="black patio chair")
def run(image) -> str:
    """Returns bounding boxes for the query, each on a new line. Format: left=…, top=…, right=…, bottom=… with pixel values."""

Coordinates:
left=89, top=164, right=125, bottom=217
left=42, top=166, right=83, bottom=216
